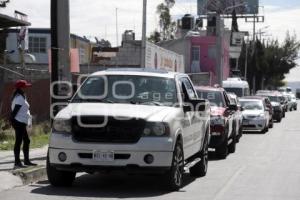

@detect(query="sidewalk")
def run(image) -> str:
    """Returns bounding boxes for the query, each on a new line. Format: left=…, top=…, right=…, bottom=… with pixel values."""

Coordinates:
left=0, top=146, right=48, bottom=192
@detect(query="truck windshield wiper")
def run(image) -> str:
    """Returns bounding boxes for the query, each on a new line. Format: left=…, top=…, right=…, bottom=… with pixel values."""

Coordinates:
left=72, top=98, right=114, bottom=103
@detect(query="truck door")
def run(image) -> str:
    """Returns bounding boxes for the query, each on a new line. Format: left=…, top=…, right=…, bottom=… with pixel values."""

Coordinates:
left=180, top=77, right=203, bottom=156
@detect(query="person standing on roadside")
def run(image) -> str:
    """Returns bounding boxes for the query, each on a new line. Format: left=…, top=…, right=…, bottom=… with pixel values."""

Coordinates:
left=10, top=80, right=37, bottom=169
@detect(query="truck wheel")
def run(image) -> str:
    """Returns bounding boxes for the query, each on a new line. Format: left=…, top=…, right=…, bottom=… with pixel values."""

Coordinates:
left=165, top=140, right=184, bottom=191
left=190, top=133, right=209, bottom=177
left=216, top=134, right=228, bottom=159
left=47, top=155, right=76, bottom=187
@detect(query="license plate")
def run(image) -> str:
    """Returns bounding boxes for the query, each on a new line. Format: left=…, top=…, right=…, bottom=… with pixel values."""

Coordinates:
left=93, top=151, right=114, bottom=162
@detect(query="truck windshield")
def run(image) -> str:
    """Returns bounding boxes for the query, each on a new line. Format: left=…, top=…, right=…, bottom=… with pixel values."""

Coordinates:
left=224, top=88, right=243, bottom=97
left=72, top=75, right=178, bottom=106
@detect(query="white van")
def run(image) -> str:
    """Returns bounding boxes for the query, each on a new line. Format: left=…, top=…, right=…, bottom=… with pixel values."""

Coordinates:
left=222, top=78, right=250, bottom=97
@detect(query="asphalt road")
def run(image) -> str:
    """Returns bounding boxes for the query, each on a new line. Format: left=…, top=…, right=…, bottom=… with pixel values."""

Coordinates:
left=2, top=109, right=300, bottom=200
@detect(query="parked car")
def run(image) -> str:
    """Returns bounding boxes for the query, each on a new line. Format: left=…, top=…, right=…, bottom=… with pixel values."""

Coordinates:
left=239, top=97, right=271, bottom=133
left=196, top=86, right=238, bottom=159
left=227, top=93, right=243, bottom=141
left=222, top=77, right=250, bottom=97
left=247, top=96, right=274, bottom=128
left=257, top=91, right=285, bottom=121
left=47, top=68, right=211, bottom=191
left=282, top=93, right=293, bottom=112
left=290, top=94, right=298, bottom=111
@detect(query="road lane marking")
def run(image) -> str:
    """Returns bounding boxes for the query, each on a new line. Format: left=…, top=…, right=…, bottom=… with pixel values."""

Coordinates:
left=213, top=165, right=247, bottom=200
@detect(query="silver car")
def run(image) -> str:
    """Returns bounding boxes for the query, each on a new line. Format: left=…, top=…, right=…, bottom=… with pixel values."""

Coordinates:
left=240, top=98, right=270, bottom=133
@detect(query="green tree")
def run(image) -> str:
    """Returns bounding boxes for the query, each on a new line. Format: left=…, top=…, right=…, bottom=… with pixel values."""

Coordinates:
left=149, top=0, right=176, bottom=43
left=239, top=32, right=300, bottom=90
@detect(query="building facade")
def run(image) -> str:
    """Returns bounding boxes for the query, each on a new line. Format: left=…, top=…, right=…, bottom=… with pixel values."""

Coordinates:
left=159, top=34, right=230, bottom=86
left=3, top=28, right=93, bottom=65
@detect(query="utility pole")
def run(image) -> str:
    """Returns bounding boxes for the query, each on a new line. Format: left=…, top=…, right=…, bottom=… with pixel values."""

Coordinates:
left=244, top=42, right=248, bottom=80
left=115, top=8, right=119, bottom=47
left=51, top=0, right=71, bottom=117
left=141, top=0, right=147, bottom=68
left=252, top=14, right=256, bottom=94
left=216, top=14, right=223, bottom=85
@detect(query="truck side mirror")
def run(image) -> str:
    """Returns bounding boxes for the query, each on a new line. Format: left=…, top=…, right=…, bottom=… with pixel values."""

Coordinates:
left=228, top=104, right=238, bottom=111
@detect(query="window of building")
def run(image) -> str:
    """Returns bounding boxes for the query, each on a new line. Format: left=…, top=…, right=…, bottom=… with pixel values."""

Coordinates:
left=191, top=46, right=200, bottom=62
left=29, top=37, right=47, bottom=53
left=208, top=45, right=216, bottom=59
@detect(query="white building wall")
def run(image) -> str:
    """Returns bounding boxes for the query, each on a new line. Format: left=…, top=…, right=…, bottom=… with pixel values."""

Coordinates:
left=6, top=32, right=51, bottom=64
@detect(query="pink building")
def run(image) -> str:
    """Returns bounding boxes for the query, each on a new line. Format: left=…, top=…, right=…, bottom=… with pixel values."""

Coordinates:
left=160, top=35, right=230, bottom=86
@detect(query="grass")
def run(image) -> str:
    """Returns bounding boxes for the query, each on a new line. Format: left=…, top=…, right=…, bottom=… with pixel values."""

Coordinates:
left=0, top=121, right=51, bottom=151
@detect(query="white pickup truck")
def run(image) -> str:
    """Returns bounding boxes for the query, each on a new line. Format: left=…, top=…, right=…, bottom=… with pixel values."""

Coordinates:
left=47, top=68, right=210, bottom=190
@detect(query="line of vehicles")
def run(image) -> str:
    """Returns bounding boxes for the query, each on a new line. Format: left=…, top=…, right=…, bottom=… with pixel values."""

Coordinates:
left=46, top=69, right=298, bottom=191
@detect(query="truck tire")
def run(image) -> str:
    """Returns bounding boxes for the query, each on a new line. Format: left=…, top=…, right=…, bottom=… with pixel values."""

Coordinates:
left=216, top=133, right=228, bottom=159
left=190, top=133, right=209, bottom=177
left=47, top=155, right=76, bottom=187
left=165, top=140, right=184, bottom=191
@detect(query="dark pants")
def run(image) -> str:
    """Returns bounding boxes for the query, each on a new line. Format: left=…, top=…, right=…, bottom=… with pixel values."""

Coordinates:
left=12, top=120, right=30, bottom=164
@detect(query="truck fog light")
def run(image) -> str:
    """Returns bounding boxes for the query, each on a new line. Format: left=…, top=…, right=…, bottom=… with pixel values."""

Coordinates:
left=144, top=154, right=154, bottom=164
left=58, top=152, right=67, bottom=162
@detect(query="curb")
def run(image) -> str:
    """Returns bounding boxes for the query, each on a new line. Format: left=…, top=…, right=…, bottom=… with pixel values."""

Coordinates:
left=12, top=165, right=47, bottom=185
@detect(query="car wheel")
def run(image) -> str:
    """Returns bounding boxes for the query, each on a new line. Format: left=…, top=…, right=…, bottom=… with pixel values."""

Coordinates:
left=277, top=116, right=282, bottom=123
left=237, top=125, right=243, bottom=143
left=165, top=140, right=184, bottom=191
left=47, top=154, right=76, bottom=187
left=216, top=132, right=228, bottom=159
left=261, top=124, right=269, bottom=134
left=228, top=130, right=236, bottom=154
left=269, top=119, right=274, bottom=128
left=190, top=133, right=209, bottom=177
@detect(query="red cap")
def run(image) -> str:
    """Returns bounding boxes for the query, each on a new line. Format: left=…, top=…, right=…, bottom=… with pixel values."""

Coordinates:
left=15, top=80, right=32, bottom=89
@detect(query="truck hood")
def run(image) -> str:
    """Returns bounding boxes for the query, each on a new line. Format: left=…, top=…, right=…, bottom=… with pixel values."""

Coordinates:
left=55, top=103, right=176, bottom=122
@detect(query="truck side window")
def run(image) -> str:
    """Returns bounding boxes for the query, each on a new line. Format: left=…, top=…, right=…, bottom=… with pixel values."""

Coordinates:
left=180, top=78, right=197, bottom=101
left=223, top=92, right=231, bottom=107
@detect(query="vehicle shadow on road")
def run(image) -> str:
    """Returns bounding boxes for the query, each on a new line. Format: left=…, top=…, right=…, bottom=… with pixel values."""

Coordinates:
left=30, top=172, right=197, bottom=198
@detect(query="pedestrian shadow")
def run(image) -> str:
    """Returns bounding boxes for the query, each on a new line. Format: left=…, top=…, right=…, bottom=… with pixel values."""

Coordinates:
left=30, top=172, right=197, bottom=198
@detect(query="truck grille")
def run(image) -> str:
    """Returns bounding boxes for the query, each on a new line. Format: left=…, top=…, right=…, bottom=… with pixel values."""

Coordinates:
left=72, top=116, right=146, bottom=143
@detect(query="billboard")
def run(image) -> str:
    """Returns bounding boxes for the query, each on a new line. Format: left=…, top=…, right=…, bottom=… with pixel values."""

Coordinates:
left=145, top=42, right=184, bottom=73
left=198, top=0, right=259, bottom=15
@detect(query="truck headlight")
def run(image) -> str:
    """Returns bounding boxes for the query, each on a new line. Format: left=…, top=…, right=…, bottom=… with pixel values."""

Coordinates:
left=52, top=119, right=72, bottom=133
left=143, top=122, right=170, bottom=137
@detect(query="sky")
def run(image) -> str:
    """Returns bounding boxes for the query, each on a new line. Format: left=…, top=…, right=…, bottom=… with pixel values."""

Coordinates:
left=1, top=0, right=300, bottom=81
